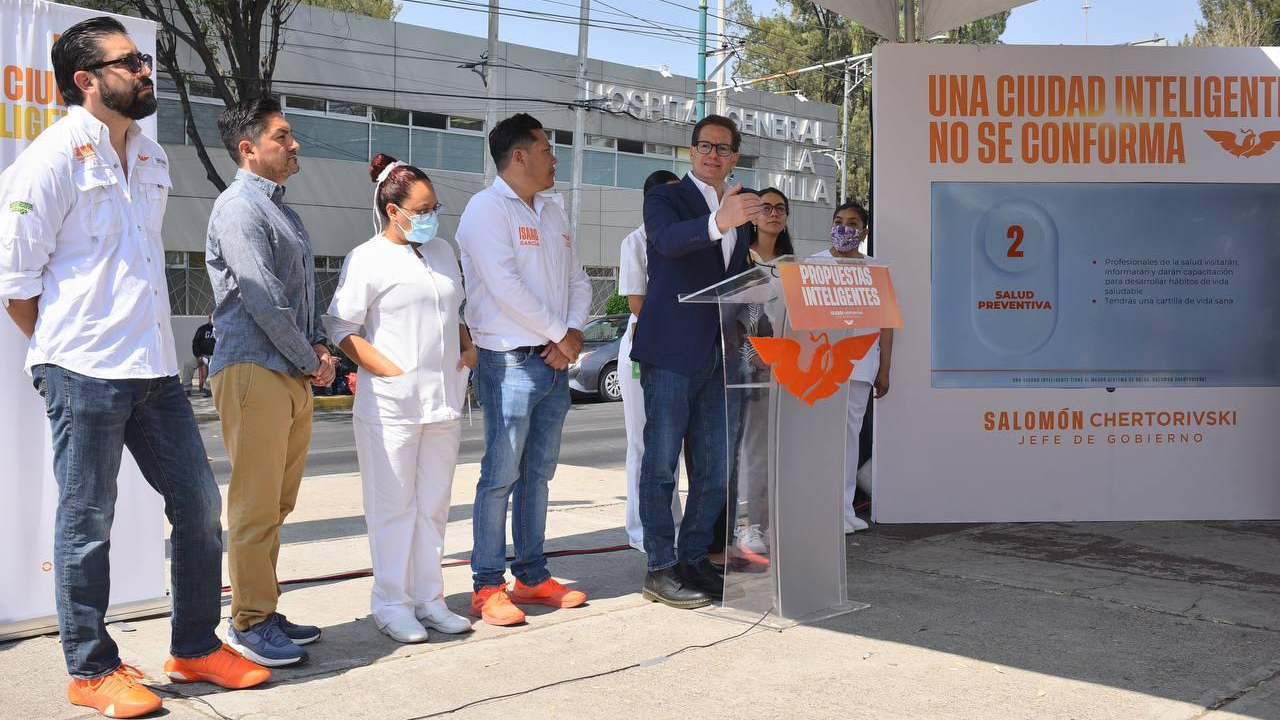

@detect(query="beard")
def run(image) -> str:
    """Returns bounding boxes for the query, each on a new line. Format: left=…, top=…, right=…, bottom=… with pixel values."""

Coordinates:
left=100, top=78, right=157, bottom=120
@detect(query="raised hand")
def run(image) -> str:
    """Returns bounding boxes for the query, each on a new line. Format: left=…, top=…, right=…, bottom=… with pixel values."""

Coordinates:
left=715, top=184, right=761, bottom=231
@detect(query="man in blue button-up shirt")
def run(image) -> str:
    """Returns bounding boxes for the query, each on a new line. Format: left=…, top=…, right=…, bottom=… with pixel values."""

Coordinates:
left=205, top=97, right=334, bottom=668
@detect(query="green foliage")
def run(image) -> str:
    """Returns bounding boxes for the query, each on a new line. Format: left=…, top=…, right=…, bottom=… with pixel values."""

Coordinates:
left=727, top=0, right=1008, bottom=204
left=603, top=293, right=630, bottom=315
left=303, top=0, right=399, bottom=20
left=1185, top=0, right=1280, bottom=45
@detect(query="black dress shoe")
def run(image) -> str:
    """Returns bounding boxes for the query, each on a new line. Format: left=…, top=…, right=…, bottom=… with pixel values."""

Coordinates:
left=680, top=559, right=724, bottom=601
left=642, top=567, right=712, bottom=609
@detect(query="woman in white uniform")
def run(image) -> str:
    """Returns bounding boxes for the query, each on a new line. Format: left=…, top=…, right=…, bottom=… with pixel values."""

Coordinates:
left=324, top=153, right=477, bottom=643
left=618, top=170, right=684, bottom=552
left=811, top=200, right=893, bottom=533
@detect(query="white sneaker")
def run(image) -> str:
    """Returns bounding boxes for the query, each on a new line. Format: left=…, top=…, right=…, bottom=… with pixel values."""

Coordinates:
left=856, top=460, right=873, bottom=495
left=736, top=524, right=768, bottom=555
left=844, top=516, right=869, bottom=534
left=416, top=604, right=473, bottom=634
left=379, top=616, right=429, bottom=644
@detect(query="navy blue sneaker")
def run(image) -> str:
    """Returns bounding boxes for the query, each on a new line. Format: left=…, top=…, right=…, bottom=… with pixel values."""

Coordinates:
left=272, top=612, right=321, bottom=646
left=227, top=616, right=307, bottom=667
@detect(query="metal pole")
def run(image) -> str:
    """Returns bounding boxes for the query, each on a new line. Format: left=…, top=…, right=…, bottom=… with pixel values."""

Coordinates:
left=483, top=0, right=500, bottom=184
left=571, top=0, right=588, bottom=245
left=696, top=0, right=707, bottom=120
left=715, top=0, right=726, bottom=116
left=903, top=0, right=916, bottom=43
left=840, top=60, right=851, bottom=204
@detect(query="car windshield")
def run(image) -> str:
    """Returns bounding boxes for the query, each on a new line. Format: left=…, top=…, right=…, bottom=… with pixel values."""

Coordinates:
left=582, top=316, right=626, bottom=342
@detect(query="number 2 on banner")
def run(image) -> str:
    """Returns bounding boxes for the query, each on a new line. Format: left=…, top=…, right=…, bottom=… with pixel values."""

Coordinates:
left=1007, top=225, right=1025, bottom=258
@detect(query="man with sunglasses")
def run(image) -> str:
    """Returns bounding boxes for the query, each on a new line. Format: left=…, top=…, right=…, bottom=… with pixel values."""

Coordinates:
left=630, top=114, right=758, bottom=608
left=0, top=17, right=270, bottom=718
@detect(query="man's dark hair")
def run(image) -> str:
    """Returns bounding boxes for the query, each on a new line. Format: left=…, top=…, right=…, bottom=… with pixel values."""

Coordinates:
left=51, top=16, right=128, bottom=107
left=691, top=114, right=742, bottom=152
left=218, top=96, right=284, bottom=162
left=833, top=199, right=869, bottom=228
left=643, top=169, right=679, bottom=194
left=489, top=113, right=544, bottom=171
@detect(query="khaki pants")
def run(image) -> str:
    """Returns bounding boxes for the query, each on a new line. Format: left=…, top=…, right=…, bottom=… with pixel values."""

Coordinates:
left=212, top=363, right=313, bottom=631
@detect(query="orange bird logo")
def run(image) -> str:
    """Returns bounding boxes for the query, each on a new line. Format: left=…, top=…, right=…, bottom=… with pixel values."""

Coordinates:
left=749, top=332, right=879, bottom=406
left=1204, top=129, right=1280, bottom=158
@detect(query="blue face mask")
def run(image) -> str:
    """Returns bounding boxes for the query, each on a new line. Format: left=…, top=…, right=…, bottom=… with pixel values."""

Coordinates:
left=395, top=206, right=439, bottom=243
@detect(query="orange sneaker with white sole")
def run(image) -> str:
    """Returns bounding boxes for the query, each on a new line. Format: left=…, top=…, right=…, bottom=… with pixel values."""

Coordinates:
left=163, top=643, right=271, bottom=689
left=66, top=664, right=162, bottom=719
left=509, top=578, right=587, bottom=608
left=470, top=585, right=526, bottom=626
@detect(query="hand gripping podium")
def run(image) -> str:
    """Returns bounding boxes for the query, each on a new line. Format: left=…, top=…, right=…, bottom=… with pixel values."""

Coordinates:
left=679, top=255, right=901, bottom=629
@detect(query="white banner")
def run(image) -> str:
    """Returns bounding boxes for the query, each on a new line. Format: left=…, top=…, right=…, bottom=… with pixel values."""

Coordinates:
left=1, top=0, right=167, bottom=639
left=872, top=44, right=1280, bottom=522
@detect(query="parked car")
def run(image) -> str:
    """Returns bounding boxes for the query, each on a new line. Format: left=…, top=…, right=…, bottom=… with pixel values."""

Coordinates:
left=568, top=314, right=629, bottom=401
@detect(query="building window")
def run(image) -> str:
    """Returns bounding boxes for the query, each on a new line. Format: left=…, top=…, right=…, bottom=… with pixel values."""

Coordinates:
left=371, top=124, right=410, bottom=163
left=373, top=107, right=409, bottom=125
left=584, top=266, right=618, bottom=316
left=412, top=128, right=484, bottom=174
left=553, top=145, right=573, bottom=183
left=287, top=112, right=370, bottom=162
left=583, top=150, right=616, bottom=186
left=165, top=251, right=215, bottom=316
left=315, top=255, right=344, bottom=317
left=617, top=155, right=675, bottom=190
left=448, top=116, right=483, bottom=132
left=412, top=111, right=447, bottom=130
left=328, top=101, right=367, bottom=118
left=157, top=98, right=186, bottom=145
left=286, top=96, right=326, bottom=112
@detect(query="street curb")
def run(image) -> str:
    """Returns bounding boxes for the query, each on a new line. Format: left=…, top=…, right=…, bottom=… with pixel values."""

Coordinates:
left=193, top=395, right=353, bottom=423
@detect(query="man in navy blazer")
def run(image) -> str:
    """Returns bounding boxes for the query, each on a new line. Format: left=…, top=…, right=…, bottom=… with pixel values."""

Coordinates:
left=630, top=115, right=759, bottom=608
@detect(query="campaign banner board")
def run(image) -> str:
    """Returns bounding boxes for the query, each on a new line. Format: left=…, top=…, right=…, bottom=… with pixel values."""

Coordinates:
left=872, top=44, right=1280, bottom=523
left=779, top=261, right=903, bottom=330
left=1, top=0, right=167, bottom=640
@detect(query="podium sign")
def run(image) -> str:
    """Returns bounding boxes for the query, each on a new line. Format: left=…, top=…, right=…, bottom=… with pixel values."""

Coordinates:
left=680, top=256, right=898, bottom=628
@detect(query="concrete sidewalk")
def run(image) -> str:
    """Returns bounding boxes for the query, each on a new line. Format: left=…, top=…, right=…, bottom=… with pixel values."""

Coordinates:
left=2, top=463, right=1278, bottom=720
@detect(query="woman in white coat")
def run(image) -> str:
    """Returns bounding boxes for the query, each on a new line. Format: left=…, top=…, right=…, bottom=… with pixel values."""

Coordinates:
left=324, top=153, right=477, bottom=643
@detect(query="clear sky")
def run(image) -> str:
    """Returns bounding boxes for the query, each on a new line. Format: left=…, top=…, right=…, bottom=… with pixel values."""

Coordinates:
left=394, top=0, right=1207, bottom=80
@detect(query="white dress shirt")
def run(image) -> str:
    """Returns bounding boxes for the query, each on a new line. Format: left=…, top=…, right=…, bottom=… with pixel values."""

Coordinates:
left=618, top=225, right=648, bottom=297
left=0, top=105, right=175, bottom=378
left=809, top=249, right=881, bottom=383
left=324, top=235, right=466, bottom=425
left=456, top=176, right=591, bottom=350
left=687, top=172, right=737, bottom=271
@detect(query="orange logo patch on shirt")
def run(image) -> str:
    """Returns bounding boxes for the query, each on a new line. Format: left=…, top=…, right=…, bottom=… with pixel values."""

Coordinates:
left=72, top=144, right=95, bottom=161
left=518, top=226, right=541, bottom=246
left=137, top=154, right=150, bottom=162
left=562, top=233, right=572, bottom=247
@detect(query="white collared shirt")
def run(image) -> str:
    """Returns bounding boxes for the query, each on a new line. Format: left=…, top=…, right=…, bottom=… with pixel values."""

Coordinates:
left=618, top=224, right=647, bottom=298
left=687, top=172, right=737, bottom=270
left=456, top=176, right=591, bottom=350
left=0, top=105, right=175, bottom=378
left=324, top=235, right=466, bottom=424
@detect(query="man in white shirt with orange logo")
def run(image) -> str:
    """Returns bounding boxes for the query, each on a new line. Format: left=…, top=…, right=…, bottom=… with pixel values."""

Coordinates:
left=457, top=113, right=592, bottom=626
left=0, top=17, right=267, bottom=718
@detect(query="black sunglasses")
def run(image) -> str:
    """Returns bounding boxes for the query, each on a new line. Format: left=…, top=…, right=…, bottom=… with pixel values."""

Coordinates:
left=83, top=52, right=153, bottom=75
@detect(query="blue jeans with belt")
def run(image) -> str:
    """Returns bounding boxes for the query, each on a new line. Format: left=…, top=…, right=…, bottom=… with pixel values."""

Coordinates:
left=470, top=347, right=571, bottom=590
left=637, top=349, right=728, bottom=571
left=33, top=364, right=224, bottom=679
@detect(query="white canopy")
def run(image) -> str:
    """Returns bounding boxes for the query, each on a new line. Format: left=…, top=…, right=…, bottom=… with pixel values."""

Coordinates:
left=810, top=0, right=1039, bottom=42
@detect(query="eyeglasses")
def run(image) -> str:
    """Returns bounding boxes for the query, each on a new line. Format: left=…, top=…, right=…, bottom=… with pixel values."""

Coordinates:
left=692, top=141, right=737, bottom=157
left=399, top=203, right=445, bottom=216
left=760, top=203, right=787, bottom=216
left=83, top=52, right=153, bottom=75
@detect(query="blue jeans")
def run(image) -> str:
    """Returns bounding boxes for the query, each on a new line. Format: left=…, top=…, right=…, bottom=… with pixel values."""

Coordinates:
left=471, top=347, right=571, bottom=590
left=638, top=350, right=728, bottom=571
left=33, top=365, right=224, bottom=679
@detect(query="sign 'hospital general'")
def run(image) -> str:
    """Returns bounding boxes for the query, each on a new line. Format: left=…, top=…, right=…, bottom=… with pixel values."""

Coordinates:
left=592, top=82, right=835, bottom=203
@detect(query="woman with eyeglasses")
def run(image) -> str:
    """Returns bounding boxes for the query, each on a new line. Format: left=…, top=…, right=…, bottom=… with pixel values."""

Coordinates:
left=323, top=153, right=477, bottom=643
left=748, top=187, right=795, bottom=264
left=811, top=200, right=893, bottom=533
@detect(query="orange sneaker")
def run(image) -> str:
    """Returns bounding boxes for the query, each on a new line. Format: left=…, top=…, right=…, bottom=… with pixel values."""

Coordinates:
left=509, top=578, right=587, bottom=609
left=66, top=664, right=162, bottom=719
left=163, top=643, right=271, bottom=689
left=470, top=585, right=526, bottom=626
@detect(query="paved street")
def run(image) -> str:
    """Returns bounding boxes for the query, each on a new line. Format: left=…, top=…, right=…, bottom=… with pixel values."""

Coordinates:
left=199, top=399, right=626, bottom=485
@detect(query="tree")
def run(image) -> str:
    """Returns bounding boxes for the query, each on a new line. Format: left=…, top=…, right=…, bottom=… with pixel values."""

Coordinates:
left=604, top=293, right=630, bottom=315
left=726, top=0, right=1008, bottom=203
left=70, top=0, right=398, bottom=191
left=1186, top=0, right=1280, bottom=45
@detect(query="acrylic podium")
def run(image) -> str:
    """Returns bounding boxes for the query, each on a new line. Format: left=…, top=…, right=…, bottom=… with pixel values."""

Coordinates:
left=679, top=254, right=900, bottom=629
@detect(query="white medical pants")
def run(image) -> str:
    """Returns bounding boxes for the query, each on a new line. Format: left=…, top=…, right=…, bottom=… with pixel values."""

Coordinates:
left=353, top=416, right=461, bottom=627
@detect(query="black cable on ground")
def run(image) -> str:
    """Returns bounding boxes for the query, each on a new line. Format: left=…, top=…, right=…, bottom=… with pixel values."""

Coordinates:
left=150, top=685, right=235, bottom=720
left=405, top=608, right=775, bottom=719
